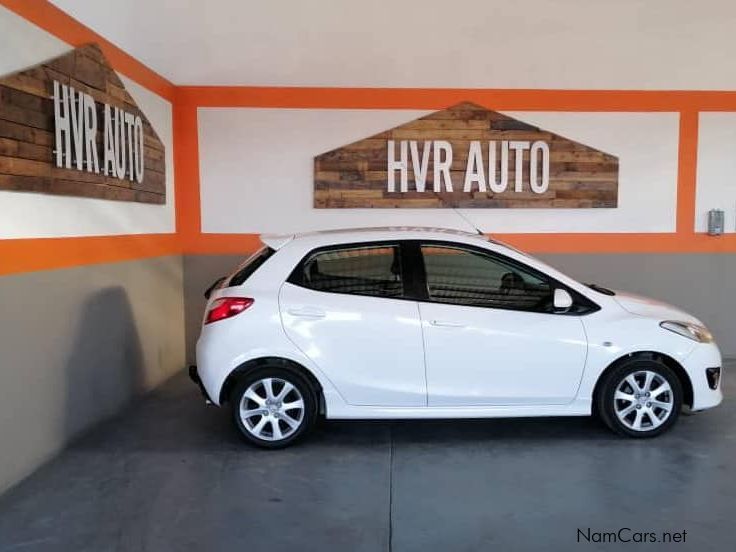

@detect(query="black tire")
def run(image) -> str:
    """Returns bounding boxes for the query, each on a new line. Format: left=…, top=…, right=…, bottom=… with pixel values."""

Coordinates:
left=230, top=365, right=318, bottom=448
left=597, top=358, right=683, bottom=438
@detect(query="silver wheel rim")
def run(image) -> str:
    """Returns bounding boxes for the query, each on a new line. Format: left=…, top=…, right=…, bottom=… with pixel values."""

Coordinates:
left=614, top=370, right=674, bottom=432
left=239, top=377, right=305, bottom=441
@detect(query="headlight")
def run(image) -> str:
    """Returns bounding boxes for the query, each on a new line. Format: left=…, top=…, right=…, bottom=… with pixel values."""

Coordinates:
left=660, top=320, right=713, bottom=343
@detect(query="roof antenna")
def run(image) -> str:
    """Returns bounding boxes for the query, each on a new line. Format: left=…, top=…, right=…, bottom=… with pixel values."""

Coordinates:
left=452, top=207, right=484, bottom=235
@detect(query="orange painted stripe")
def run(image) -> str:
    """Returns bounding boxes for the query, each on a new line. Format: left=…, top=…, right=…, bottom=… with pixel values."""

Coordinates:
left=180, top=86, right=736, bottom=112
left=676, top=112, right=699, bottom=234
left=173, top=96, right=201, bottom=248
left=0, top=234, right=180, bottom=276
left=0, top=0, right=175, bottom=101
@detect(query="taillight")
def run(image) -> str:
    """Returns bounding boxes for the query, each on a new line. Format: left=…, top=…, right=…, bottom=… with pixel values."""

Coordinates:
left=205, top=297, right=254, bottom=324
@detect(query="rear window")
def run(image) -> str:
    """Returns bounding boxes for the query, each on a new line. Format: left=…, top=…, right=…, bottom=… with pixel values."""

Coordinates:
left=228, top=247, right=275, bottom=286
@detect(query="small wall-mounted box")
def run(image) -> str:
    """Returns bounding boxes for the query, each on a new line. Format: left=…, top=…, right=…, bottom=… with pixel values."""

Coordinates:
left=707, top=209, right=725, bottom=236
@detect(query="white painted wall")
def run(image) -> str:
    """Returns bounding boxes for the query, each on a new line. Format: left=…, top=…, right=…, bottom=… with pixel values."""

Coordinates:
left=198, top=108, right=679, bottom=234
left=0, top=6, right=175, bottom=239
left=49, top=0, right=736, bottom=90
left=696, top=114, right=736, bottom=233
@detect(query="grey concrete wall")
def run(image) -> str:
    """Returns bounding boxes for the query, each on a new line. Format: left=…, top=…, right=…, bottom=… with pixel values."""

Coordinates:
left=183, top=255, right=243, bottom=364
left=183, top=253, right=736, bottom=362
left=0, top=256, right=185, bottom=494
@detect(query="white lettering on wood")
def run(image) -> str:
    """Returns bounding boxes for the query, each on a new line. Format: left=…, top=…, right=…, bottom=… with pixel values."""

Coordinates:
left=409, top=140, right=431, bottom=193
left=384, top=139, right=550, bottom=196
left=52, top=80, right=145, bottom=184
left=530, top=140, right=550, bottom=194
left=433, top=140, right=453, bottom=192
left=463, top=140, right=486, bottom=192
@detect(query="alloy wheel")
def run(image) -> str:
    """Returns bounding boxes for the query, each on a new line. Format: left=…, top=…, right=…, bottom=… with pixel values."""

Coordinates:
left=613, top=370, right=674, bottom=432
left=239, top=377, right=305, bottom=441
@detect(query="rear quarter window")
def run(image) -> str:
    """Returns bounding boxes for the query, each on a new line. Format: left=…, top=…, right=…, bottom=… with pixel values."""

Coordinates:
left=289, top=244, right=403, bottom=298
left=228, top=247, right=275, bottom=286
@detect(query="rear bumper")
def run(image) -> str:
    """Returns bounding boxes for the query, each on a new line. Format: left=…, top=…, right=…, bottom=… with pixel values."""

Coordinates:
left=189, top=365, right=215, bottom=404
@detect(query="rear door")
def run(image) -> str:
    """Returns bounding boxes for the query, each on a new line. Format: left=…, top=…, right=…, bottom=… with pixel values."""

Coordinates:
left=279, top=242, right=427, bottom=407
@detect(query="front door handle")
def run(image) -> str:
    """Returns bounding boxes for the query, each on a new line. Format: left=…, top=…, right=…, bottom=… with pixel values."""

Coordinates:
left=287, top=307, right=326, bottom=319
left=429, top=319, right=466, bottom=328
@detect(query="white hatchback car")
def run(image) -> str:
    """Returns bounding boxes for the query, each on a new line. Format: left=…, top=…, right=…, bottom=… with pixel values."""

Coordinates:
left=192, top=227, right=723, bottom=447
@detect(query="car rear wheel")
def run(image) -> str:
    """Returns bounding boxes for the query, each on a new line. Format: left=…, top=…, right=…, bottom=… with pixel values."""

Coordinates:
left=231, top=366, right=317, bottom=448
left=598, top=359, right=682, bottom=438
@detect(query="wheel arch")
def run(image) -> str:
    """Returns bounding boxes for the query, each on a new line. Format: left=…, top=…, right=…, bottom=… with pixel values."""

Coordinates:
left=219, top=356, right=326, bottom=413
left=592, top=351, right=694, bottom=411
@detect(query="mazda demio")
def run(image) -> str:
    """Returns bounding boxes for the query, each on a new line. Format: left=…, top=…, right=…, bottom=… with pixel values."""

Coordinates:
left=191, top=227, right=723, bottom=447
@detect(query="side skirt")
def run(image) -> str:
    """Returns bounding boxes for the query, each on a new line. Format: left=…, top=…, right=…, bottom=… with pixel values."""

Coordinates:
left=325, top=398, right=592, bottom=420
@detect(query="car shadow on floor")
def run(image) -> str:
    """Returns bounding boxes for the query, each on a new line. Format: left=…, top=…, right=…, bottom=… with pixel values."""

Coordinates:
left=61, top=366, right=729, bottom=457
left=67, top=370, right=697, bottom=457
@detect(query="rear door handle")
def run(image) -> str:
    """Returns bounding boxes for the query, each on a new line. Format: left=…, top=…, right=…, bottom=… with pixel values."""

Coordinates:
left=287, top=307, right=326, bottom=319
left=429, top=320, right=466, bottom=328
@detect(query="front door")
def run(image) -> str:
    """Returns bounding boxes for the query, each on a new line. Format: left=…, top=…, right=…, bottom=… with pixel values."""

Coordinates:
left=416, top=243, right=588, bottom=407
left=280, top=243, right=426, bottom=407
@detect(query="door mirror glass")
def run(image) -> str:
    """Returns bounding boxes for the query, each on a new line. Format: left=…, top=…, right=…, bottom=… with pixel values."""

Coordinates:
left=553, top=288, right=573, bottom=311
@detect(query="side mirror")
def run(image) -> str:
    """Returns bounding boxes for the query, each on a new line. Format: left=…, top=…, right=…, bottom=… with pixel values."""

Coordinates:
left=553, top=288, right=573, bottom=312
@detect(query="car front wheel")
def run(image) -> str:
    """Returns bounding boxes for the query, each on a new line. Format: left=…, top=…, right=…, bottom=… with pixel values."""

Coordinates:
left=598, top=359, right=683, bottom=438
left=231, top=366, right=317, bottom=448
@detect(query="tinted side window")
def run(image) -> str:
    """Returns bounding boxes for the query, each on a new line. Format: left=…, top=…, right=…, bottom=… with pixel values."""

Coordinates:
left=421, top=245, right=552, bottom=311
left=296, top=245, right=403, bottom=298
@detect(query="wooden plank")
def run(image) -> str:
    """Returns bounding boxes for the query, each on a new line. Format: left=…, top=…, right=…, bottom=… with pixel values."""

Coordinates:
left=44, top=51, right=75, bottom=77
left=144, top=156, right=166, bottom=173
left=0, top=174, right=52, bottom=193
left=0, top=104, right=52, bottom=131
left=0, top=44, right=166, bottom=205
left=72, top=53, right=107, bottom=91
left=0, top=137, right=50, bottom=162
left=314, top=102, right=618, bottom=209
left=0, top=154, right=51, bottom=177
left=399, top=120, right=491, bottom=131
left=131, top=169, right=165, bottom=194
left=134, top=190, right=165, bottom=204
left=0, top=119, right=54, bottom=146
left=0, top=86, right=48, bottom=113
left=0, top=73, right=50, bottom=98
left=0, top=174, right=164, bottom=204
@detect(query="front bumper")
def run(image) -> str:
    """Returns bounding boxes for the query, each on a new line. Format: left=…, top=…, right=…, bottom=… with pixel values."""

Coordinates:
left=189, top=365, right=215, bottom=404
left=684, top=342, right=724, bottom=411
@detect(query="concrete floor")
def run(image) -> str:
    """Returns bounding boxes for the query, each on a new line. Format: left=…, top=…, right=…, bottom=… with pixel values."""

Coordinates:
left=1, top=363, right=734, bottom=552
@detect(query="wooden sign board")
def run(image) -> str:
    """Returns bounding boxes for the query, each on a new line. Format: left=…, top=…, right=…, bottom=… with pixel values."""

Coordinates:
left=0, top=44, right=166, bottom=204
left=314, top=102, right=618, bottom=208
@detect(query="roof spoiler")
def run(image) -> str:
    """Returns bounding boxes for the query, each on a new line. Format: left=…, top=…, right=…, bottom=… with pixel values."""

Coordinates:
left=261, top=233, right=295, bottom=250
